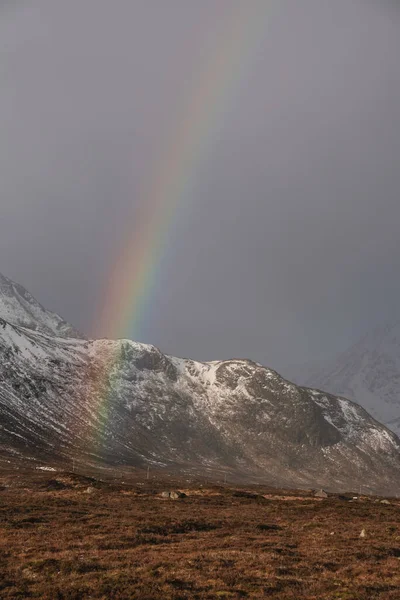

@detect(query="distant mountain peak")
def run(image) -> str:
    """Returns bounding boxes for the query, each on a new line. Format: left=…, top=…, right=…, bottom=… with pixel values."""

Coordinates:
left=288, top=320, right=400, bottom=437
left=0, top=271, right=82, bottom=339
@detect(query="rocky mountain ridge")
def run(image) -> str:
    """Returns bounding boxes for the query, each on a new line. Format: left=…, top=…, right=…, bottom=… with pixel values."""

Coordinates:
left=0, top=279, right=400, bottom=494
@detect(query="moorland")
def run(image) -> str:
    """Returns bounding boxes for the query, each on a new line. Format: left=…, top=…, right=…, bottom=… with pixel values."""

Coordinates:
left=0, top=468, right=399, bottom=599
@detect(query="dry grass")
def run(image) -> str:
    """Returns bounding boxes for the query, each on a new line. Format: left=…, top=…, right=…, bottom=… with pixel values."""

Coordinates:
left=0, top=471, right=399, bottom=599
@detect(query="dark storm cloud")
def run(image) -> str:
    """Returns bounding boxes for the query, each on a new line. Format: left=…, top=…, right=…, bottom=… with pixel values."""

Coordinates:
left=1, top=0, right=400, bottom=371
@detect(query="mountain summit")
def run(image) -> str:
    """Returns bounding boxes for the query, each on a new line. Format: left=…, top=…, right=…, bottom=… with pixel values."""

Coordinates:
left=0, top=273, right=399, bottom=495
left=289, top=322, right=400, bottom=437
left=0, top=272, right=81, bottom=338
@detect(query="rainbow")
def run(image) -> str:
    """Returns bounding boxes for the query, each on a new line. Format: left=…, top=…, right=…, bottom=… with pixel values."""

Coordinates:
left=95, top=1, right=271, bottom=342
left=84, top=2, right=272, bottom=453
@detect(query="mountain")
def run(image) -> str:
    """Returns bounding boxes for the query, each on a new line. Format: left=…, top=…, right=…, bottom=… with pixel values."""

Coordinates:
left=1, top=291, right=400, bottom=494
left=288, top=322, right=400, bottom=437
left=0, top=272, right=81, bottom=338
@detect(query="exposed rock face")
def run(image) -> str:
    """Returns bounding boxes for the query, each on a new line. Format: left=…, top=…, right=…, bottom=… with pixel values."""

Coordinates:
left=0, top=314, right=400, bottom=495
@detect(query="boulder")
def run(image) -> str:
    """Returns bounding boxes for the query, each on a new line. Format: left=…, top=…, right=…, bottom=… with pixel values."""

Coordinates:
left=161, top=490, right=186, bottom=499
left=170, top=491, right=186, bottom=499
left=314, top=489, right=328, bottom=498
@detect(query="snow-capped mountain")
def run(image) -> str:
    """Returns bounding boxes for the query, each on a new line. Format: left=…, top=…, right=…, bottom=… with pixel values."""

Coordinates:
left=0, top=272, right=81, bottom=338
left=288, top=322, right=400, bottom=438
left=1, top=309, right=400, bottom=494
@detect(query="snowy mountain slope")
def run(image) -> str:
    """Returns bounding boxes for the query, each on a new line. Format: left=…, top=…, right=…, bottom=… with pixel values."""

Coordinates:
left=0, top=272, right=81, bottom=338
left=288, top=322, right=400, bottom=437
left=1, top=316, right=400, bottom=494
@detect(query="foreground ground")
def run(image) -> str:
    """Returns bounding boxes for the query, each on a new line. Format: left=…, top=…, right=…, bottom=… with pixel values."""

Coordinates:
left=0, top=469, right=399, bottom=599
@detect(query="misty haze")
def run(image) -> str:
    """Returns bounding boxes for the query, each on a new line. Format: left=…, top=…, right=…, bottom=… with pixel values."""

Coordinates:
left=1, top=2, right=400, bottom=599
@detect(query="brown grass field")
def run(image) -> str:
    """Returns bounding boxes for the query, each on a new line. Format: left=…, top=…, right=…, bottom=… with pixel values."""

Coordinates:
left=0, top=469, right=400, bottom=599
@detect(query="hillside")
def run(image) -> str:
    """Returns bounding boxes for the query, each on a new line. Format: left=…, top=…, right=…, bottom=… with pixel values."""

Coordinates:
left=0, top=309, right=400, bottom=494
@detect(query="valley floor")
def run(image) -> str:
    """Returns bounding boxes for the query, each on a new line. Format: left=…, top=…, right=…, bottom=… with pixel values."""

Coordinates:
left=0, top=469, right=399, bottom=599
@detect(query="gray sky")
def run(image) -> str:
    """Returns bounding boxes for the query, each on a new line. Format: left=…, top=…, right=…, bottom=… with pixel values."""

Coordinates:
left=1, top=0, right=400, bottom=372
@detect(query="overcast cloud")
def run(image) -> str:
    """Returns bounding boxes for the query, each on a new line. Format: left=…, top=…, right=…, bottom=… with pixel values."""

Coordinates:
left=1, top=0, right=400, bottom=372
